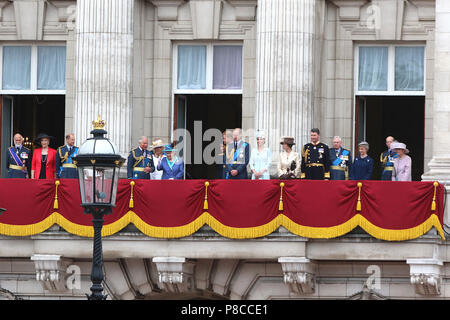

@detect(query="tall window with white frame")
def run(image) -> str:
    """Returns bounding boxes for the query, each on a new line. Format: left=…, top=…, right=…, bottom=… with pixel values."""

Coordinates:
left=354, top=44, right=426, bottom=181
left=173, top=42, right=243, bottom=179
left=0, top=43, right=67, bottom=178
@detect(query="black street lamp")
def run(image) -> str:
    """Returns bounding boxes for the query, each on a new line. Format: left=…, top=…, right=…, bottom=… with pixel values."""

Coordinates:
left=73, top=116, right=125, bottom=300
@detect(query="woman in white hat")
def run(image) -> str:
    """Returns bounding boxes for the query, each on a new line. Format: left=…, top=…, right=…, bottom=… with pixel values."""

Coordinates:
left=249, top=130, right=272, bottom=180
left=391, top=142, right=411, bottom=181
left=149, top=138, right=165, bottom=180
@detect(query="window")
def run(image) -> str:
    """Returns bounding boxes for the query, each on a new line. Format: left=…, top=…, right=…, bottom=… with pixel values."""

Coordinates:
left=177, top=45, right=207, bottom=89
left=0, top=44, right=66, bottom=94
left=355, top=44, right=425, bottom=95
left=394, top=46, right=424, bottom=91
left=174, top=43, right=243, bottom=94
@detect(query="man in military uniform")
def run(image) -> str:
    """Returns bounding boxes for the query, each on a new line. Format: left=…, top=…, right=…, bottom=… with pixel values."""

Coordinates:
left=56, top=133, right=79, bottom=179
left=224, top=128, right=250, bottom=179
left=6, top=133, right=31, bottom=178
left=127, top=136, right=155, bottom=179
left=301, top=128, right=331, bottom=180
left=380, top=136, right=398, bottom=181
left=329, top=136, right=352, bottom=180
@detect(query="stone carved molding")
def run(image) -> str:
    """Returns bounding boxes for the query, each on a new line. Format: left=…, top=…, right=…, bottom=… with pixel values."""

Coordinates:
left=278, top=257, right=317, bottom=294
left=30, top=254, right=70, bottom=292
left=330, top=0, right=435, bottom=39
left=189, top=0, right=223, bottom=39
left=227, top=0, right=257, bottom=21
left=152, top=257, right=197, bottom=294
left=407, top=258, right=443, bottom=296
left=151, top=0, right=255, bottom=39
left=13, top=0, right=46, bottom=40
left=0, top=1, right=9, bottom=22
left=150, top=0, right=186, bottom=21
left=48, top=0, right=77, bottom=23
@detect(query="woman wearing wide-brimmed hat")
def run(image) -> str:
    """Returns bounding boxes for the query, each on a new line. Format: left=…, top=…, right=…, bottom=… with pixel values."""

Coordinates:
left=31, top=133, right=57, bottom=179
left=149, top=138, right=165, bottom=180
left=277, top=136, right=301, bottom=179
left=391, top=142, right=411, bottom=181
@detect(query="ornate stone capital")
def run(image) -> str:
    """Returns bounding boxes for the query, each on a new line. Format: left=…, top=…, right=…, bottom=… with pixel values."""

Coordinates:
left=407, top=258, right=443, bottom=296
left=278, top=257, right=317, bottom=294
left=152, top=257, right=196, bottom=293
left=30, top=254, right=70, bottom=292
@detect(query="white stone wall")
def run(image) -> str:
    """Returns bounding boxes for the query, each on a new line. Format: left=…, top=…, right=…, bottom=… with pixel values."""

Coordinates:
left=3, top=255, right=450, bottom=300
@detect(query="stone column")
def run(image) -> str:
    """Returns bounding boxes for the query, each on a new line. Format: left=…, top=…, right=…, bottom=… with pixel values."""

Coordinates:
left=73, top=0, right=134, bottom=154
left=422, top=1, right=450, bottom=224
left=255, top=0, right=322, bottom=156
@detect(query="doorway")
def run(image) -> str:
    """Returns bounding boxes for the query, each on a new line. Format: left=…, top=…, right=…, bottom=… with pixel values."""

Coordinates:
left=356, top=96, right=424, bottom=181
left=1, top=95, right=65, bottom=177
left=174, top=94, right=242, bottom=179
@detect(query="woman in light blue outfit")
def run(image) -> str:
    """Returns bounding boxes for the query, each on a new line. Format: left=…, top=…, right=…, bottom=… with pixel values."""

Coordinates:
left=249, top=131, right=272, bottom=180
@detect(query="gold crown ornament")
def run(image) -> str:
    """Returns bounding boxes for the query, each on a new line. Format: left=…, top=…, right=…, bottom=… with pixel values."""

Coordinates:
left=92, top=115, right=106, bottom=130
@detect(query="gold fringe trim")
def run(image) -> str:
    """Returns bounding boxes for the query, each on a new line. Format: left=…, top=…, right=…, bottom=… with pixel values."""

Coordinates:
left=0, top=212, right=445, bottom=241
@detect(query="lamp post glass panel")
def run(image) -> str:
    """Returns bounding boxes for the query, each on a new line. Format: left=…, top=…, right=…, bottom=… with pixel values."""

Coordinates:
left=73, top=116, right=125, bottom=300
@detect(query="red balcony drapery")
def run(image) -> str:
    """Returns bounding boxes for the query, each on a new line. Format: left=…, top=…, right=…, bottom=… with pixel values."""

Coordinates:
left=0, top=179, right=445, bottom=241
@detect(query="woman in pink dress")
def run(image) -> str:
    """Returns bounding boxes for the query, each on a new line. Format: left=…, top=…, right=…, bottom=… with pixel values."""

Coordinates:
left=391, top=142, right=412, bottom=181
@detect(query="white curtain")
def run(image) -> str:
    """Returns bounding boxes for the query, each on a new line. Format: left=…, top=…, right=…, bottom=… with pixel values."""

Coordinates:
left=395, top=46, right=424, bottom=91
left=358, top=47, right=388, bottom=91
left=37, top=46, right=66, bottom=90
left=2, top=46, right=31, bottom=90
left=177, top=45, right=206, bottom=89
left=213, top=45, right=242, bottom=89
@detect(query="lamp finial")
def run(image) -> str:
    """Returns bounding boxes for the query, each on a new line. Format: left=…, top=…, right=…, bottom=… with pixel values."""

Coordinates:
left=92, top=115, right=106, bottom=130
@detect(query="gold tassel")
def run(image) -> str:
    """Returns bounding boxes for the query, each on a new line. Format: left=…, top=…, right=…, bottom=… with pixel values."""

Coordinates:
left=431, top=181, right=438, bottom=211
left=54, top=180, right=60, bottom=210
left=204, top=181, right=209, bottom=210
left=129, top=181, right=135, bottom=209
left=279, top=182, right=285, bottom=211
left=356, top=182, right=362, bottom=211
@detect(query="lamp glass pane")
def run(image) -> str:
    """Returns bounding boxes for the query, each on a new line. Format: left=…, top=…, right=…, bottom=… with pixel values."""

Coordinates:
left=94, top=167, right=114, bottom=204
left=110, top=167, right=119, bottom=206
left=81, top=168, right=94, bottom=204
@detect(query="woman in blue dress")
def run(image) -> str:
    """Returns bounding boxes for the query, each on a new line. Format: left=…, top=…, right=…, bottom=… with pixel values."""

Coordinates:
left=249, top=130, right=272, bottom=180
left=157, top=144, right=184, bottom=180
left=350, top=141, right=374, bottom=180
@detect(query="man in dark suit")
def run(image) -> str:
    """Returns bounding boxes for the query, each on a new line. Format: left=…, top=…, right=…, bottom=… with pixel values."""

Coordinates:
left=224, top=128, right=250, bottom=179
left=329, top=136, right=352, bottom=180
left=56, top=133, right=79, bottom=179
left=127, top=136, right=155, bottom=179
left=6, top=133, right=31, bottom=178
left=301, top=128, right=331, bottom=180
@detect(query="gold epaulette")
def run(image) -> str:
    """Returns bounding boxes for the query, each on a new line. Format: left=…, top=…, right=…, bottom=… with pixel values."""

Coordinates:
left=131, top=148, right=144, bottom=168
left=380, top=152, right=387, bottom=164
